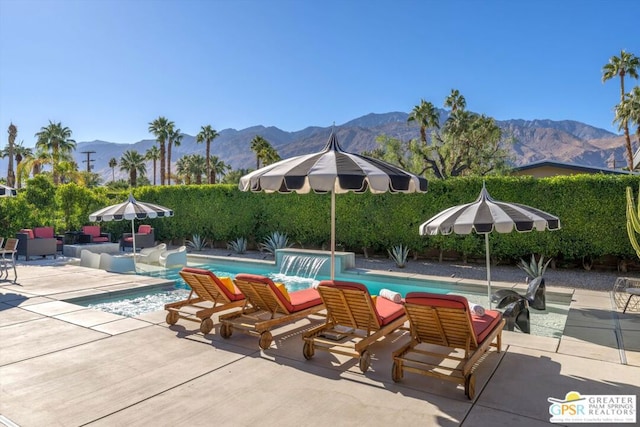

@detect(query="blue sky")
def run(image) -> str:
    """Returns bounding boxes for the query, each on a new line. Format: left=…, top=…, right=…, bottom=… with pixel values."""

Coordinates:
left=1, top=0, right=638, bottom=147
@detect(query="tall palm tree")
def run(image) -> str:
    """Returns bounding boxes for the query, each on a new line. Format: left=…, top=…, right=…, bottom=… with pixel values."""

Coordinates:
left=407, top=99, right=440, bottom=144
left=444, top=89, right=466, bottom=113
left=196, top=125, right=219, bottom=184
left=119, top=150, right=147, bottom=187
left=209, top=155, right=230, bottom=184
left=166, top=127, right=182, bottom=185
left=148, top=116, right=174, bottom=185
left=35, top=120, right=76, bottom=184
left=175, top=156, right=189, bottom=185
left=615, top=86, right=640, bottom=169
left=108, top=157, right=118, bottom=182
left=187, top=154, right=207, bottom=184
left=250, top=136, right=270, bottom=169
left=602, top=49, right=640, bottom=171
left=6, top=123, right=16, bottom=187
left=13, top=142, right=31, bottom=189
left=145, top=145, right=160, bottom=185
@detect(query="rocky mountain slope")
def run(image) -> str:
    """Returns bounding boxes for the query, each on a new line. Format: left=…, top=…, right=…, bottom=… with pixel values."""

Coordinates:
left=16, top=111, right=633, bottom=182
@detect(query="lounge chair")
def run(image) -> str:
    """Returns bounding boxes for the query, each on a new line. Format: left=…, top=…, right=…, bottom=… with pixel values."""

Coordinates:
left=302, top=280, right=407, bottom=372
left=159, top=245, right=187, bottom=268
left=219, top=273, right=324, bottom=349
left=137, top=243, right=167, bottom=265
left=391, top=292, right=505, bottom=399
left=164, top=267, right=246, bottom=334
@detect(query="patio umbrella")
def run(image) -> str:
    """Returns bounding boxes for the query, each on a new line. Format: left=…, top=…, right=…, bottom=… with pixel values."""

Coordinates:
left=239, top=132, right=428, bottom=279
left=88, top=194, right=173, bottom=265
left=0, top=184, right=17, bottom=197
left=419, top=182, right=560, bottom=308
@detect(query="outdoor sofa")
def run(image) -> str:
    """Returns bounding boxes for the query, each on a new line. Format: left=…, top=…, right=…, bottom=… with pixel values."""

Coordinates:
left=15, top=228, right=58, bottom=261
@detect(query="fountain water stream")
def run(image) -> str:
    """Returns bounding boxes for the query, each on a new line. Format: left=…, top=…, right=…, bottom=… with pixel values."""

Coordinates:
left=278, top=255, right=328, bottom=279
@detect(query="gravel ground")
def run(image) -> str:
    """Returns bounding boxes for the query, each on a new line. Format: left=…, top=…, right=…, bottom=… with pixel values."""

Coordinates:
left=194, top=247, right=638, bottom=292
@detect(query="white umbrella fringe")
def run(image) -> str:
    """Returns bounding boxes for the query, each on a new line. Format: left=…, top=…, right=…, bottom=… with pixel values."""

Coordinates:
left=239, top=132, right=427, bottom=279
left=419, top=183, right=560, bottom=308
left=88, top=194, right=173, bottom=268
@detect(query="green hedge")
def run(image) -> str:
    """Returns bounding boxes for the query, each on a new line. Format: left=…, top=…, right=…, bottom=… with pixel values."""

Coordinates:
left=1, top=174, right=638, bottom=267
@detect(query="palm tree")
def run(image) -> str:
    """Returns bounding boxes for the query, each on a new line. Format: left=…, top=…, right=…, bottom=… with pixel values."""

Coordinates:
left=188, top=154, right=207, bottom=184
left=108, top=157, right=118, bottom=182
left=148, top=116, right=174, bottom=185
left=407, top=99, right=440, bottom=144
left=209, top=155, right=230, bottom=184
left=35, top=120, right=76, bottom=184
left=13, top=142, right=31, bottom=188
left=145, top=145, right=160, bottom=185
left=602, top=49, right=640, bottom=171
left=444, top=89, right=467, bottom=113
left=166, top=127, right=182, bottom=185
left=196, top=125, right=219, bottom=184
left=250, top=136, right=269, bottom=169
left=119, top=150, right=147, bottom=187
left=6, top=123, right=16, bottom=187
left=616, top=86, right=640, bottom=169
left=175, top=156, right=189, bottom=184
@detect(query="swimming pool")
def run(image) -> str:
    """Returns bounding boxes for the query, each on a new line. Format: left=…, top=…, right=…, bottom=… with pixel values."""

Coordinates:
left=67, top=259, right=570, bottom=338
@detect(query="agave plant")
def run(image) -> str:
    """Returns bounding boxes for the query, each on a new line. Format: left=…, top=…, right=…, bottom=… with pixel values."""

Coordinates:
left=388, top=244, right=410, bottom=268
left=227, top=237, right=248, bottom=254
left=518, top=254, right=552, bottom=279
left=260, top=231, right=293, bottom=256
left=185, top=234, right=209, bottom=251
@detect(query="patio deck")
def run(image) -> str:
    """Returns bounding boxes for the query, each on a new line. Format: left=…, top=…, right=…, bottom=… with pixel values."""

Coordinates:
left=0, top=260, right=638, bottom=426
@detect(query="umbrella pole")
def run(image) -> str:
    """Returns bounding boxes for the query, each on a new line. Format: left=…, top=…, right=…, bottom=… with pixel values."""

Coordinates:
left=131, top=220, right=137, bottom=270
left=331, top=190, right=335, bottom=280
left=485, top=233, right=491, bottom=309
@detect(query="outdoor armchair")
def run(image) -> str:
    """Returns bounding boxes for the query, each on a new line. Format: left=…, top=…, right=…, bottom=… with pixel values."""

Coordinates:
left=15, top=228, right=57, bottom=261
left=33, top=226, right=64, bottom=252
left=120, top=225, right=155, bottom=251
left=80, top=225, right=111, bottom=243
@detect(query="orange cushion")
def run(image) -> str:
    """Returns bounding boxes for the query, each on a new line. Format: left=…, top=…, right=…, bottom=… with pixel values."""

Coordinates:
left=138, top=225, right=152, bottom=234
left=374, top=296, right=405, bottom=326
left=405, top=292, right=502, bottom=344
left=34, top=227, right=54, bottom=239
left=20, top=229, right=34, bottom=239
left=82, top=225, right=101, bottom=237
left=288, top=288, right=322, bottom=311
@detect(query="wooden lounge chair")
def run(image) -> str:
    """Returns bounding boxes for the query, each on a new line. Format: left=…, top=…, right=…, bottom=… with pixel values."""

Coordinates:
left=302, top=280, right=407, bottom=372
left=391, top=292, right=505, bottom=399
left=164, top=267, right=245, bottom=334
left=219, top=273, right=324, bottom=350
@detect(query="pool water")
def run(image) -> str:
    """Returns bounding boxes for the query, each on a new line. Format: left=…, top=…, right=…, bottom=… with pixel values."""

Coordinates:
left=70, top=262, right=570, bottom=338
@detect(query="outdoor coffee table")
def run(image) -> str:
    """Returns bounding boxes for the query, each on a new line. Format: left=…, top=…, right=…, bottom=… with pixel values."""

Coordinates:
left=62, top=242, right=120, bottom=258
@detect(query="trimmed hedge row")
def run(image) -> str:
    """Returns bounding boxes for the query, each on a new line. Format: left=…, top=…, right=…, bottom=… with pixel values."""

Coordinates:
left=138, top=174, right=639, bottom=267
left=1, top=174, right=638, bottom=268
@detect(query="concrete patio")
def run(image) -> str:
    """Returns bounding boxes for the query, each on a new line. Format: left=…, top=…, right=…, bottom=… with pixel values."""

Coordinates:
left=0, top=259, right=638, bottom=426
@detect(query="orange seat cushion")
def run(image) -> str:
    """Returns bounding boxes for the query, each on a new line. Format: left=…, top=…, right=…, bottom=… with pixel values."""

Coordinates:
left=138, top=225, right=152, bottom=234
left=405, top=292, right=502, bottom=344
left=20, top=229, right=34, bottom=239
left=34, top=227, right=54, bottom=239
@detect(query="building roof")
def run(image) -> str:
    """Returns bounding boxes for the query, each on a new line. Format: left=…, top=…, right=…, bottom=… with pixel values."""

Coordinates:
left=512, top=160, right=629, bottom=175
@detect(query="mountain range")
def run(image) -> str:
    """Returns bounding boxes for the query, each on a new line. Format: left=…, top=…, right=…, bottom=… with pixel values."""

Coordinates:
left=7, top=111, right=632, bottom=183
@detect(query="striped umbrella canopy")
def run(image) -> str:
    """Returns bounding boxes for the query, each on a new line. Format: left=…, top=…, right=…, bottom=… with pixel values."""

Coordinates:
left=89, top=194, right=173, bottom=263
left=0, top=184, right=17, bottom=197
left=240, top=132, right=428, bottom=279
left=419, top=182, right=560, bottom=307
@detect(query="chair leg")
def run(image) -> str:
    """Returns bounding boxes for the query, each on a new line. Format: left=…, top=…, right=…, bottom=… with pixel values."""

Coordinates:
left=623, top=295, right=634, bottom=313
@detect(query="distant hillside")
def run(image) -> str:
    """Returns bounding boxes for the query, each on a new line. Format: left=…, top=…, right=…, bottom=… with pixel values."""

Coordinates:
left=2, top=111, right=628, bottom=183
